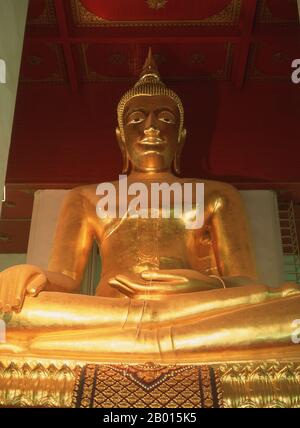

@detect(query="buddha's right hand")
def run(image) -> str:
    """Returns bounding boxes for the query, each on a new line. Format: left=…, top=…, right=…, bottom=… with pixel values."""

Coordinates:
left=0, top=264, right=48, bottom=313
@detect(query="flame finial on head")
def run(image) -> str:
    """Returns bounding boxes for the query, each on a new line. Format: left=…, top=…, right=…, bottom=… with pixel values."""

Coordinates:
left=138, top=47, right=160, bottom=81
left=117, top=48, right=184, bottom=141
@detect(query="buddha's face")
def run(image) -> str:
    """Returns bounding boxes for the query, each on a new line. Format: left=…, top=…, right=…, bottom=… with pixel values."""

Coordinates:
left=121, top=95, right=182, bottom=172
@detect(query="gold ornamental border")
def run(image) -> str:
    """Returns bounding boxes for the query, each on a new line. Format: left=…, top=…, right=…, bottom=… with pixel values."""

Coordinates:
left=79, top=42, right=234, bottom=83
left=257, top=0, right=299, bottom=24
left=27, top=0, right=57, bottom=27
left=71, top=0, right=241, bottom=27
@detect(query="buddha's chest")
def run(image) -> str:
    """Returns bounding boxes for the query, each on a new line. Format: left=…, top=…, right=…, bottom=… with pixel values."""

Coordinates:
left=101, top=216, right=187, bottom=249
left=97, top=216, right=213, bottom=271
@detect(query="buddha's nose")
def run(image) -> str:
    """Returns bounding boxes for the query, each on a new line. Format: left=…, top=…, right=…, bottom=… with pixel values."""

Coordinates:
left=144, top=126, right=160, bottom=138
left=144, top=111, right=160, bottom=132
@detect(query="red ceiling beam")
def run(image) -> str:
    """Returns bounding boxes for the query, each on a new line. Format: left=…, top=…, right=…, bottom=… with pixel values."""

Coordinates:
left=54, top=0, right=78, bottom=91
left=26, top=31, right=300, bottom=45
left=26, top=34, right=241, bottom=44
left=233, top=0, right=258, bottom=89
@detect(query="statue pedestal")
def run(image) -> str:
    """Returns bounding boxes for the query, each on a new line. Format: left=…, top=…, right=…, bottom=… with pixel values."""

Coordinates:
left=1, top=355, right=300, bottom=408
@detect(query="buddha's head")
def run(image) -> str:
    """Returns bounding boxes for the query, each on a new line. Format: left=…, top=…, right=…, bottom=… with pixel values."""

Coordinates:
left=116, top=49, right=186, bottom=174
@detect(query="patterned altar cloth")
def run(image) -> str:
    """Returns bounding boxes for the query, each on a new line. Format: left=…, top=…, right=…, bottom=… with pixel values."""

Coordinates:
left=72, top=364, right=222, bottom=408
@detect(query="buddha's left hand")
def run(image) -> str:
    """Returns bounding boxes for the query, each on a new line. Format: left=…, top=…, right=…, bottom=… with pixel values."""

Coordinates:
left=109, top=269, right=222, bottom=299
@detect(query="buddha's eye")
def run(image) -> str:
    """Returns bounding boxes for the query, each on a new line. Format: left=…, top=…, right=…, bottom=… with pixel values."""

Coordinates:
left=127, top=112, right=145, bottom=124
left=158, top=111, right=176, bottom=124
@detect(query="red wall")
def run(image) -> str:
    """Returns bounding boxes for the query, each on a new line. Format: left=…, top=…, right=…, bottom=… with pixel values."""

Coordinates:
left=7, top=80, right=300, bottom=184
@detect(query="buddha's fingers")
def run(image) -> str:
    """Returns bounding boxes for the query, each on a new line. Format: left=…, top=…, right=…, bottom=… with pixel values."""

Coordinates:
left=26, top=273, right=48, bottom=296
left=109, top=278, right=134, bottom=298
left=114, top=275, right=190, bottom=297
left=0, top=265, right=48, bottom=313
left=115, top=275, right=161, bottom=293
left=141, top=270, right=187, bottom=283
left=12, top=272, right=46, bottom=312
left=11, top=272, right=32, bottom=311
left=114, top=275, right=147, bottom=289
left=0, top=269, right=22, bottom=313
left=114, top=275, right=159, bottom=295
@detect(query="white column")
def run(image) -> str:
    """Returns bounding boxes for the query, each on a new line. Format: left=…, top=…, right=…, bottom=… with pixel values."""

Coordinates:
left=0, top=0, right=28, bottom=215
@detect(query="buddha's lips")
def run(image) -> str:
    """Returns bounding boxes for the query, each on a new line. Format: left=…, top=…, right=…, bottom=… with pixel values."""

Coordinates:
left=138, top=137, right=166, bottom=147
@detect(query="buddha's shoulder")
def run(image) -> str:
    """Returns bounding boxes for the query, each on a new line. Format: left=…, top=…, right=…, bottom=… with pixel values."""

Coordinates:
left=65, top=184, right=96, bottom=198
left=64, top=181, right=120, bottom=206
left=63, top=184, right=99, bottom=206
left=179, top=177, right=239, bottom=195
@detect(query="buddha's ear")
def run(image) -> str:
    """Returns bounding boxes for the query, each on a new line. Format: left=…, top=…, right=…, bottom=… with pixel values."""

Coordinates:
left=115, top=127, right=130, bottom=174
left=179, top=128, right=186, bottom=146
left=173, top=128, right=186, bottom=176
left=115, top=126, right=124, bottom=143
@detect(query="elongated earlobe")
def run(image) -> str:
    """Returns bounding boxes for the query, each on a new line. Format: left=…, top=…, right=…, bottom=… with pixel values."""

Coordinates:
left=173, top=128, right=186, bottom=176
left=116, top=127, right=130, bottom=174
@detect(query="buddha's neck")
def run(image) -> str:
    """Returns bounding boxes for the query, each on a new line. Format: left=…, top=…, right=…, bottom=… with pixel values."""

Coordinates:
left=129, top=170, right=177, bottom=182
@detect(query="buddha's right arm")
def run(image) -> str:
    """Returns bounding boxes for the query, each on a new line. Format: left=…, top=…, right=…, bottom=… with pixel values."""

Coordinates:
left=0, top=264, right=79, bottom=313
left=43, top=270, right=79, bottom=293
left=0, top=188, right=94, bottom=313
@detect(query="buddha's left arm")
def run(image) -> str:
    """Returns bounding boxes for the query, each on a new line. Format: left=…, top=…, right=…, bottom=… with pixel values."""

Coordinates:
left=209, top=184, right=258, bottom=286
left=46, top=188, right=94, bottom=293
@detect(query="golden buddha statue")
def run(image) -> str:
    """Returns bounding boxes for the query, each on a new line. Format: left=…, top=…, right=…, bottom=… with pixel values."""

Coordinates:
left=0, top=50, right=300, bottom=363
